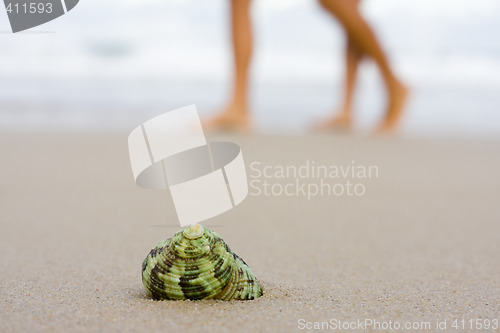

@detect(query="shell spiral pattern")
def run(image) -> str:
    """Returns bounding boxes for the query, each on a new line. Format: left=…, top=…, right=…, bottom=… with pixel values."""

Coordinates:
left=141, top=224, right=263, bottom=300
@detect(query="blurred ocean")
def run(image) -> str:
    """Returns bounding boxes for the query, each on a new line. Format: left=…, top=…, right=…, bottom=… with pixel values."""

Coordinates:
left=0, top=0, right=499, bottom=136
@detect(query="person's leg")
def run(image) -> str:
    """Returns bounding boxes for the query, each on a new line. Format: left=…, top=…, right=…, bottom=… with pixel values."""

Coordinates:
left=204, top=0, right=252, bottom=131
left=318, top=0, right=408, bottom=132
left=316, top=36, right=363, bottom=130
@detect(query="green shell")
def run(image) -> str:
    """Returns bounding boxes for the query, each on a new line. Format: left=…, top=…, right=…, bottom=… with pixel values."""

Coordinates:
left=141, top=224, right=263, bottom=301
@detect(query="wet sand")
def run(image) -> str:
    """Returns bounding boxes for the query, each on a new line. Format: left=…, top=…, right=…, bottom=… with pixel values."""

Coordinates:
left=0, top=131, right=499, bottom=332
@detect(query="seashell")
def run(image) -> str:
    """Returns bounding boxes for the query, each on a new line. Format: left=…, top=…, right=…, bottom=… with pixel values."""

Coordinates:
left=141, top=224, right=263, bottom=301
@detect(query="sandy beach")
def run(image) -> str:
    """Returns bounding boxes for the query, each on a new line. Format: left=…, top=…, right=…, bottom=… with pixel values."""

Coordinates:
left=0, top=131, right=499, bottom=332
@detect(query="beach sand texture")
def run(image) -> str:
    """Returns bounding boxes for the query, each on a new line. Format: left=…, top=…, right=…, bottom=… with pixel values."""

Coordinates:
left=1, top=132, right=499, bottom=332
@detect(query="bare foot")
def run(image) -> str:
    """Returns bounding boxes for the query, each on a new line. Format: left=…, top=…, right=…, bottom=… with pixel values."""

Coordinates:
left=374, top=81, right=409, bottom=135
left=203, top=106, right=250, bottom=132
left=313, top=111, right=352, bottom=132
